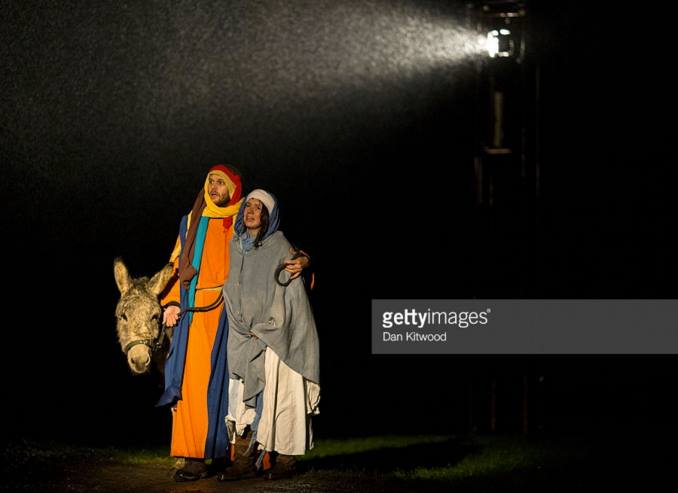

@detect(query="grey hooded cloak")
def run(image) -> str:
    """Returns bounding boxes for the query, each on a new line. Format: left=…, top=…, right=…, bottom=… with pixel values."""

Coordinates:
left=222, top=189, right=320, bottom=457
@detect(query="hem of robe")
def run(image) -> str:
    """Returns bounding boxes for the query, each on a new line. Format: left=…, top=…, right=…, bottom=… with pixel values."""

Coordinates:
left=252, top=347, right=320, bottom=456
left=169, top=294, right=223, bottom=458
left=163, top=217, right=234, bottom=460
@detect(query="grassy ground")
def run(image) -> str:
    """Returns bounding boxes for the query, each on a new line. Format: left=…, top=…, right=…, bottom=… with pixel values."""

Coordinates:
left=1, top=432, right=673, bottom=492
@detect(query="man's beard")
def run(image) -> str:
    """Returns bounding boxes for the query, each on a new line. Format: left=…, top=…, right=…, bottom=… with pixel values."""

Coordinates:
left=214, top=196, right=230, bottom=207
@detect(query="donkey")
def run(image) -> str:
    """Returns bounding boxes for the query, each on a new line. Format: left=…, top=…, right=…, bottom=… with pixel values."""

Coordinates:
left=114, top=258, right=175, bottom=374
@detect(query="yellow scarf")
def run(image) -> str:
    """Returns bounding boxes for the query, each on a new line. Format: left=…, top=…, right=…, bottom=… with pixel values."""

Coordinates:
left=178, top=169, right=243, bottom=287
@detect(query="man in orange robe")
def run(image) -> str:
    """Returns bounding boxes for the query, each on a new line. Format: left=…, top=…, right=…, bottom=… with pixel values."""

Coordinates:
left=157, top=165, right=308, bottom=482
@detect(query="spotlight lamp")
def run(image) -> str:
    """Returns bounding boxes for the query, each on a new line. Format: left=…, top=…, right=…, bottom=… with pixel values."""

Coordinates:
left=486, top=28, right=514, bottom=58
left=470, top=1, right=525, bottom=60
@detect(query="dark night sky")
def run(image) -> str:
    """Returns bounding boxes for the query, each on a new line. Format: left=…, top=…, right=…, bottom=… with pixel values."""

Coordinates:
left=2, top=0, right=678, bottom=446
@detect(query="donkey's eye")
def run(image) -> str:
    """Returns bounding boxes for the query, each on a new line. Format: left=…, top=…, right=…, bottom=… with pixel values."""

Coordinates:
left=119, top=314, right=128, bottom=321
left=151, top=314, right=159, bottom=321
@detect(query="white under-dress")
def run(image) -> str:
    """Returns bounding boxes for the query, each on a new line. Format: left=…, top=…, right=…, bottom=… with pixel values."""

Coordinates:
left=227, top=347, right=320, bottom=456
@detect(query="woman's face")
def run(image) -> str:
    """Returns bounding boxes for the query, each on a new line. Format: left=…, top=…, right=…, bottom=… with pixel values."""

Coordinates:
left=244, top=198, right=263, bottom=231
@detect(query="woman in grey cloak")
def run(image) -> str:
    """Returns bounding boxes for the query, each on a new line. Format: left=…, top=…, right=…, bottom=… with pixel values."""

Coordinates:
left=221, top=189, right=320, bottom=480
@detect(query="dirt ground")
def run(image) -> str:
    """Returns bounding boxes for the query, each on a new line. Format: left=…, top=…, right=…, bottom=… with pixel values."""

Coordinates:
left=5, top=432, right=675, bottom=492
left=1, top=436, right=463, bottom=493
left=3, top=462, right=396, bottom=493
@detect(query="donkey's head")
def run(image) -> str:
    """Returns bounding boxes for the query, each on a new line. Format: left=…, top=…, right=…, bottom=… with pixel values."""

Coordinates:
left=114, top=258, right=175, bottom=374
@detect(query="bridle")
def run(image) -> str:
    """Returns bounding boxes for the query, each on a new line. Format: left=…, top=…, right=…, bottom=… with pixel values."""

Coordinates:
left=123, top=291, right=224, bottom=356
left=123, top=321, right=169, bottom=356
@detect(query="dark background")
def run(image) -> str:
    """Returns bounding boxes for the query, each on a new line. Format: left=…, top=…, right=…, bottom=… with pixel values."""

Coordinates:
left=2, top=0, right=677, bottom=448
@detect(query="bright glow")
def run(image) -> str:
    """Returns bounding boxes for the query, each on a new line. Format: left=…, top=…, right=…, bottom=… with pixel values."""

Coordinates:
left=486, top=31, right=499, bottom=58
left=486, top=28, right=514, bottom=58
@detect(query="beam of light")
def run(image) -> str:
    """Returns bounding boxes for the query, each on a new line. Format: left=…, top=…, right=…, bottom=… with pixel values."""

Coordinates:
left=321, top=6, right=489, bottom=78
left=97, top=0, right=497, bottom=151
left=149, top=1, right=490, bottom=113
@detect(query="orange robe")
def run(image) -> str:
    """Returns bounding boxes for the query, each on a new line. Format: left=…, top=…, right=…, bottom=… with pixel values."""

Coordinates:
left=161, top=218, right=234, bottom=458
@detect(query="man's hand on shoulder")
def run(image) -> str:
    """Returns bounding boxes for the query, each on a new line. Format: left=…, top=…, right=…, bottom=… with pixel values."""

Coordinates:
left=284, top=248, right=310, bottom=280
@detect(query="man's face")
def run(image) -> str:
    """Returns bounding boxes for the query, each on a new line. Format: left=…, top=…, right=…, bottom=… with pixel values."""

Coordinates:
left=207, top=173, right=230, bottom=206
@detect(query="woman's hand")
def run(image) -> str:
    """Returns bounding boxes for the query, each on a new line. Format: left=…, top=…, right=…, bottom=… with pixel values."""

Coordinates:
left=284, top=248, right=310, bottom=280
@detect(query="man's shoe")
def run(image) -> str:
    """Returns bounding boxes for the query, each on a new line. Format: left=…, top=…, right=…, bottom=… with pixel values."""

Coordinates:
left=173, top=459, right=208, bottom=482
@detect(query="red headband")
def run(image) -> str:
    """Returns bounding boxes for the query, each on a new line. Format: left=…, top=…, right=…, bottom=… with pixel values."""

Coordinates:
left=209, top=164, right=243, bottom=205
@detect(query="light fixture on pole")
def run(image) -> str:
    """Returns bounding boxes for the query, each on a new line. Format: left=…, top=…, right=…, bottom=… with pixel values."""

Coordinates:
left=486, top=28, right=514, bottom=58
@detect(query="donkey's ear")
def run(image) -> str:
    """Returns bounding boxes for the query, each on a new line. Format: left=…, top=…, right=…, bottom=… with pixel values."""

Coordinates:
left=114, top=258, right=132, bottom=294
left=149, top=263, right=175, bottom=296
